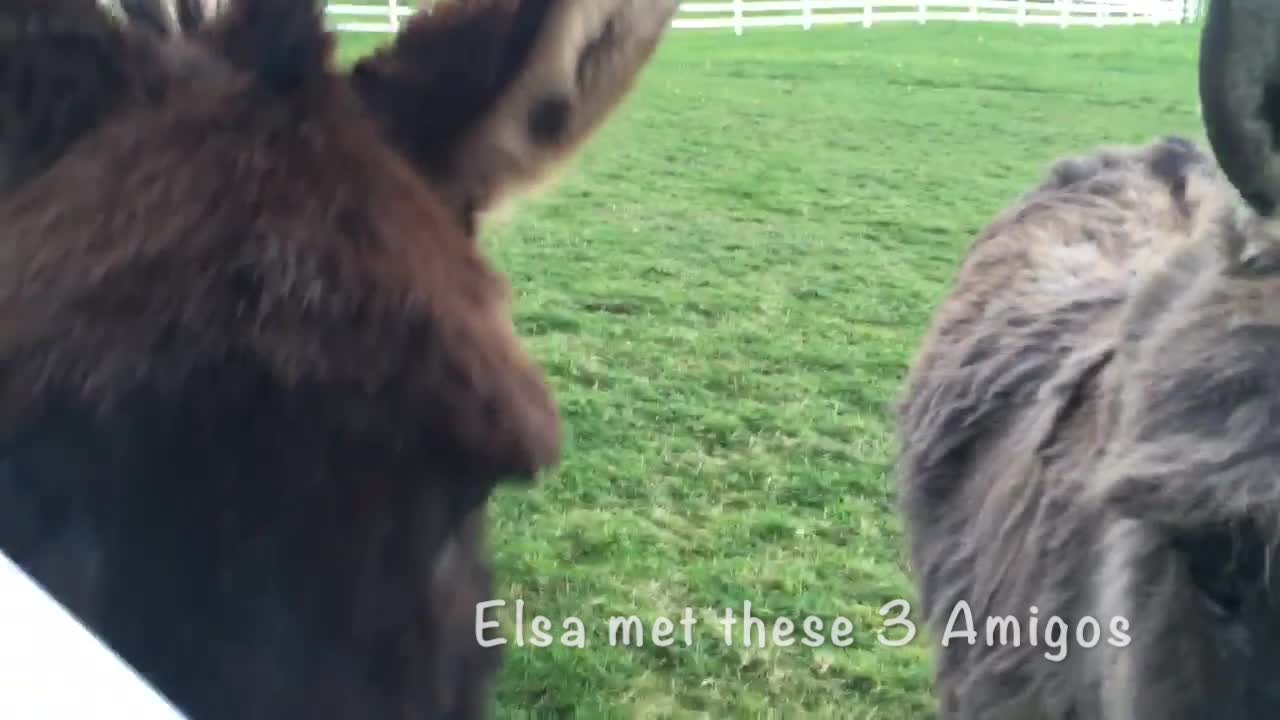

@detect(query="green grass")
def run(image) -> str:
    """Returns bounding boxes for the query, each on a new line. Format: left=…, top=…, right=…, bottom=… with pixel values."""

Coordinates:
left=337, top=21, right=1205, bottom=718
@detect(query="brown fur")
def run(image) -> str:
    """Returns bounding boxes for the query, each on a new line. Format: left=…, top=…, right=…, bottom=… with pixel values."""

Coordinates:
left=0, top=0, right=216, bottom=197
left=0, top=0, right=154, bottom=195
left=0, top=0, right=676, bottom=717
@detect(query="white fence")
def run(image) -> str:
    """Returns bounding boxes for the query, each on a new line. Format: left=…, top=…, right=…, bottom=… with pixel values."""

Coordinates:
left=326, top=0, right=1205, bottom=35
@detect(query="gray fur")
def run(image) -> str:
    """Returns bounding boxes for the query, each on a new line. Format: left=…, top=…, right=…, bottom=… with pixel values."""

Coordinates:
left=891, top=134, right=1280, bottom=718
left=896, top=4, right=1280, bottom=716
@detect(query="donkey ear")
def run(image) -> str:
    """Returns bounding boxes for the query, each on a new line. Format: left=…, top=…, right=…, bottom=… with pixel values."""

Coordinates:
left=1199, top=0, right=1280, bottom=217
left=451, top=0, right=680, bottom=214
left=351, top=0, right=679, bottom=224
left=199, top=0, right=332, bottom=95
left=172, top=0, right=221, bottom=32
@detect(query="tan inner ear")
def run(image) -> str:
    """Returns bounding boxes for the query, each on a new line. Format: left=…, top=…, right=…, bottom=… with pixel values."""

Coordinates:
left=449, top=0, right=679, bottom=223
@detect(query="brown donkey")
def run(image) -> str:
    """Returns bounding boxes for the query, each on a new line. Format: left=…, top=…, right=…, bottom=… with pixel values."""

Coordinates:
left=0, top=0, right=677, bottom=717
left=895, top=0, right=1280, bottom=716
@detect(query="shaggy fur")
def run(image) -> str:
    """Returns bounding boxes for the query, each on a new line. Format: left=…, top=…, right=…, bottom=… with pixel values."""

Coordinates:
left=0, top=0, right=148, bottom=195
left=895, top=136, right=1225, bottom=718
left=896, top=2, right=1280, bottom=716
left=0, top=0, right=216, bottom=198
left=0, top=0, right=676, bottom=717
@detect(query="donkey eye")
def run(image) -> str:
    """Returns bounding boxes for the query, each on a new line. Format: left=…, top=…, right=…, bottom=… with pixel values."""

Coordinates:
left=1196, top=575, right=1245, bottom=621
left=1171, top=523, right=1262, bottom=622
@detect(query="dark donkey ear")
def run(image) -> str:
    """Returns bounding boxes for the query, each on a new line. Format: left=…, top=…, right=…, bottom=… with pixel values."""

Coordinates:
left=1199, top=0, right=1280, bottom=218
left=198, top=0, right=332, bottom=95
left=175, top=0, right=222, bottom=32
left=350, top=0, right=681, bottom=227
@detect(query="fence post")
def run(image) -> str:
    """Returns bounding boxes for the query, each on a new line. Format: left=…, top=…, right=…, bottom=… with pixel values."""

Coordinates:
left=863, top=0, right=872, bottom=27
left=388, top=0, right=400, bottom=30
left=1017, top=0, right=1026, bottom=26
left=970, top=0, right=978, bottom=20
left=802, top=0, right=813, bottom=29
left=733, top=0, right=744, bottom=35
left=1094, top=0, right=1103, bottom=26
left=918, top=1, right=926, bottom=23
left=1059, top=0, right=1069, bottom=27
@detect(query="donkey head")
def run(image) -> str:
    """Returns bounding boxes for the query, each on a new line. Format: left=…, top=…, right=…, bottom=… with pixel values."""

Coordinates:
left=1089, top=1, right=1280, bottom=716
left=0, top=0, right=677, bottom=716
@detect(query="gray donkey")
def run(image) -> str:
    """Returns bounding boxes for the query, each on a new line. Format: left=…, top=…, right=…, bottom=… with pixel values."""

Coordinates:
left=894, top=0, right=1280, bottom=717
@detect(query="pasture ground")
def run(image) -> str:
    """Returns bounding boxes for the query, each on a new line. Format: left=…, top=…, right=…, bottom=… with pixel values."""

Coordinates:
left=339, top=21, right=1204, bottom=718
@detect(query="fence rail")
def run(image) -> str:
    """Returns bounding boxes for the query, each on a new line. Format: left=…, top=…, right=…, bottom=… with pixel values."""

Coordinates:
left=325, top=0, right=1204, bottom=35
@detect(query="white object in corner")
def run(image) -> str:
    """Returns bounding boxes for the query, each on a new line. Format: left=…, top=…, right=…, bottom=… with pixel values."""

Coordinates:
left=0, top=551, right=187, bottom=719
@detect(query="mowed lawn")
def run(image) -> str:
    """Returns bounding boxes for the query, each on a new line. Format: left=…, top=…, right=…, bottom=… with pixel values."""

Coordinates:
left=336, top=20, right=1204, bottom=718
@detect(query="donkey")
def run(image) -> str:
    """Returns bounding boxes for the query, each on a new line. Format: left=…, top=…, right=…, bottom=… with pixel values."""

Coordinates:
left=894, top=0, right=1280, bottom=716
left=0, top=0, right=677, bottom=718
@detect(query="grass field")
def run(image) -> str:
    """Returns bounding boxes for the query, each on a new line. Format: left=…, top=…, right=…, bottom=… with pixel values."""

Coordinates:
left=339, top=21, right=1206, bottom=718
